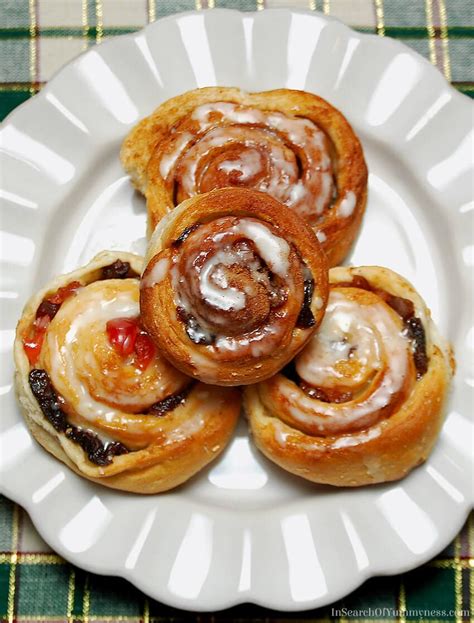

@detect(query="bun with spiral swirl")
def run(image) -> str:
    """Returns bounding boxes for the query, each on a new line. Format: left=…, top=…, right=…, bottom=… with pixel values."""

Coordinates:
left=140, top=188, right=329, bottom=386
left=244, top=266, right=454, bottom=486
left=121, top=87, right=368, bottom=266
left=14, top=252, right=240, bottom=493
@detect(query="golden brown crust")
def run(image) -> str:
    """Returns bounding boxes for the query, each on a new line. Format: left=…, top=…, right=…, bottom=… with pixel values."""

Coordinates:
left=140, top=188, right=329, bottom=386
left=14, top=251, right=240, bottom=493
left=244, top=266, right=454, bottom=486
left=121, top=87, right=368, bottom=265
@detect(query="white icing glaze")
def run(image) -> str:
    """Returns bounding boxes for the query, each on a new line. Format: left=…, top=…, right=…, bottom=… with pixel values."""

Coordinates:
left=266, top=113, right=324, bottom=149
left=159, top=132, right=194, bottom=178
left=330, top=426, right=381, bottom=449
left=44, top=282, right=184, bottom=434
left=199, top=251, right=246, bottom=311
left=314, top=296, right=325, bottom=310
left=285, top=289, right=411, bottom=432
left=231, top=219, right=290, bottom=278
left=288, top=181, right=308, bottom=204
left=159, top=102, right=335, bottom=223
left=214, top=320, right=283, bottom=358
left=272, top=419, right=382, bottom=451
left=140, top=257, right=170, bottom=289
left=217, top=149, right=263, bottom=181
left=337, top=190, right=356, bottom=218
left=316, top=230, right=327, bottom=243
left=165, top=413, right=206, bottom=444
left=192, top=101, right=265, bottom=126
left=312, top=171, right=334, bottom=216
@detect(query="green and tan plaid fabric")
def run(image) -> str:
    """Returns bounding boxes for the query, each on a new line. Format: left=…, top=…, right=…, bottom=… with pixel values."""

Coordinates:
left=0, top=495, right=473, bottom=620
left=0, top=0, right=472, bottom=119
left=1, top=0, right=473, bottom=620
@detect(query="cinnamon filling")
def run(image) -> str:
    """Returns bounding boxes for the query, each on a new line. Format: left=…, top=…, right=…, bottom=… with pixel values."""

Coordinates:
left=299, top=381, right=352, bottom=403
left=168, top=216, right=308, bottom=358
left=176, top=266, right=313, bottom=343
left=172, top=223, right=201, bottom=248
left=171, top=218, right=315, bottom=348
left=157, top=102, right=336, bottom=225
left=176, top=306, right=215, bottom=345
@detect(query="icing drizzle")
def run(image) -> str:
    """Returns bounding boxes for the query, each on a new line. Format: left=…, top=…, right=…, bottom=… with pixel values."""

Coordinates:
left=157, top=102, right=336, bottom=225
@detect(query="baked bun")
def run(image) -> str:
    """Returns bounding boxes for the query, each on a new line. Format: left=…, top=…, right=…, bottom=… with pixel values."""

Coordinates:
left=245, top=266, right=454, bottom=486
left=121, top=86, right=368, bottom=266
left=14, top=251, right=240, bottom=493
left=140, top=188, right=329, bottom=386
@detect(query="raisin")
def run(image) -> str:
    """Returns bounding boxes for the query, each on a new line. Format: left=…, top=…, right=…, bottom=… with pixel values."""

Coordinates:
left=176, top=307, right=214, bottom=345
left=185, top=317, right=214, bottom=345
left=297, top=277, right=316, bottom=328
left=382, top=293, right=415, bottom=321
left=148, top=386, right=192, bottom=416
left=28, top=369, right=67, bottom=432
left=176, top=306, right=190, bottom=323
left=101, top=260, right=131, bottom=280
left=66, top=428, right=128, bottom=466
left=281, top=360, right=299, bottom=384
left=28, top=369, right=129, bottom=465
left=405, top=317, right=428, bottom=378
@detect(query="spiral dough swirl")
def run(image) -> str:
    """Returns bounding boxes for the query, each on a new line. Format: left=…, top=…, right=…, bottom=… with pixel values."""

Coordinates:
left=157, top=102, right=334, bottom=224
left=140, top=188, right=329, bottom=386
left=245, top=266, right=454, bottom=486
left=121, top=87, right=368, bottom=266
left=14, top=253, right=241, bottom=494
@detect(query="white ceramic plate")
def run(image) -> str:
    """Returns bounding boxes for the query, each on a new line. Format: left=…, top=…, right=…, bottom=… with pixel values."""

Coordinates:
left=0, top=8, right=472, bottom=612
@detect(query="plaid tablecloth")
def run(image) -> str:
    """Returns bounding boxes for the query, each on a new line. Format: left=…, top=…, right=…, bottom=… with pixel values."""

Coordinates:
left=0, top=0, right=473, bottom=621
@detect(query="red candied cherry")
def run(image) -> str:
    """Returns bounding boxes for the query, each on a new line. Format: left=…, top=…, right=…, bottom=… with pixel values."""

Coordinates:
left=134, top=332, right=156, bottom=371
left=106, top=318, right=139, bottom=357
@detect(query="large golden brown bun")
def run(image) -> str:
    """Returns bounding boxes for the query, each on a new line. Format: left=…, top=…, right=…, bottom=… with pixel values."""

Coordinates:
left=15, top=251, right=241, bottom=493
left=245, top=266, right=454, bottom=486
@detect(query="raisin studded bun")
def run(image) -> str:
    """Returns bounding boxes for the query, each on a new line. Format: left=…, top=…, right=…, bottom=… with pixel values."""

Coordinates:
left=245, top=266, right=454, bottom=486
left=14, top=251, right=240, bottom=493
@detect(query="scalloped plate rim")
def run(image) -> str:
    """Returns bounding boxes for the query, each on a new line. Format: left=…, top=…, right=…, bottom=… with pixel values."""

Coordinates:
left=0, top=7, right=473, bottom=612
left=0, top=7, right=471, bottom=131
